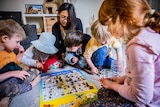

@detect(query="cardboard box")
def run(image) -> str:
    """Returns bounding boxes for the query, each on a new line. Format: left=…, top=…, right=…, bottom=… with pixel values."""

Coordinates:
left=45, top=17, right=57, bottom=32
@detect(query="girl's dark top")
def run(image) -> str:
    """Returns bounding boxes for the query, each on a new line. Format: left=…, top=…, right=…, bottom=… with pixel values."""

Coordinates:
left=52, top=18, right=83, bottom=59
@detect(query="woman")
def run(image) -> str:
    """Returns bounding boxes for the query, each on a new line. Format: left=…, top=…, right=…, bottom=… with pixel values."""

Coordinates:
left=52, top=3, right=83, bottom=60
left=90, top=0, right=160, bottom=107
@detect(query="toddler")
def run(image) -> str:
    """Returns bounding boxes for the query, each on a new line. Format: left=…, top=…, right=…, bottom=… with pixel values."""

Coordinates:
left=21, top=32, right=64, bottom=73
left=84, top=20, right=123, bottom=74
left=64, top=30, right=90, bottom=69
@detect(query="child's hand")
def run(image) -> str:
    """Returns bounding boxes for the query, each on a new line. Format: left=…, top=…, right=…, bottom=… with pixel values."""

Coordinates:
left=109, top=76, right=122, bottom=84
left=91, top=67, right=99, bottom=74
left=17, top=45, right=25, bottom=61
left=72, top=57, right=78, bottom=63
left=18, top=45, right=24, bottom=54
left=100, top=78, right=113, bottom=89
left=36, top=62, right=44, bottom=69
left=13, top=70, right=30, bottom=80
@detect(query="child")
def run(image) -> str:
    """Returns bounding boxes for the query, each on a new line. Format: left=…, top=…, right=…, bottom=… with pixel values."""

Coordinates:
left=0, top=19, right=40, bottom=106
left=83, top=20, right=123, bottom=74
left=90, top=0, right=160, bottom=106
left=21, top=32, right=64, bottom=73
left=64, top=30, right=90, bottom=69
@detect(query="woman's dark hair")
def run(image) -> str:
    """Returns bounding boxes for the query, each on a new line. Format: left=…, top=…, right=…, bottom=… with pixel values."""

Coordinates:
left=58, top=3, right=77, bottom=30
left=64, top=30, right=84, bottom=47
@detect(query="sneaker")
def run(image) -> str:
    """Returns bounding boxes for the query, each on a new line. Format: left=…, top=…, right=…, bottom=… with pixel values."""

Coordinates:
left=58, top=60, right=65, bottom=68
left=50, top=60, right=65, bottom=69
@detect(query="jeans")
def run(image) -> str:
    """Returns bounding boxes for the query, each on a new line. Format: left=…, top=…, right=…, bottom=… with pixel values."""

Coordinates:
left=0, top=78, right=32, bottom=99
left=91, top=46, right=114, bottom=68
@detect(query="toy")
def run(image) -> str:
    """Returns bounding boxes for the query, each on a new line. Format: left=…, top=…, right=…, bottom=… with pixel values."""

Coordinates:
left=40, top=68, right=98, bottom=107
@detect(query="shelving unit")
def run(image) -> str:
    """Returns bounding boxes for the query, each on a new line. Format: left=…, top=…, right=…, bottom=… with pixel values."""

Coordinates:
left=23, top=14, right=58, bottom=34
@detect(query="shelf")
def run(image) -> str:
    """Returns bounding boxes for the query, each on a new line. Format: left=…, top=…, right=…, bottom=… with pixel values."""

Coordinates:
left=24, top=14, right=57, bottom=17
left=23, top=14, right=58, bottom=34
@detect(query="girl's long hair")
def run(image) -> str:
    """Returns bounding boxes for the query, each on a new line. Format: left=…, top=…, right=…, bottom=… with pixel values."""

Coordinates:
left=98, top=0, right=160, bottom=43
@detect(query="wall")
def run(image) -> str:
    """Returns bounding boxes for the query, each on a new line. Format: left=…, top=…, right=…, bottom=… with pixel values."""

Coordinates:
left=0, top=0, right=43, bottom=13
left=71, top=0, right=103, bottom=34
left=147, top=0, right=160, bottom=11
left=1, top=0, right=158, bottom=34
left=0, top=0, right=103, bottom=34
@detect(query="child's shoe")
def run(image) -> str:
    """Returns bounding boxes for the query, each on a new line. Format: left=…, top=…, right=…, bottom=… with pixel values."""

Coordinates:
left=50, top=60, right=65, bottom=69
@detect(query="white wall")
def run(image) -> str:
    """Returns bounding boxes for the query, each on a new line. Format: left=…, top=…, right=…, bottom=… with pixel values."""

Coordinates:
left=0, top=0, right=103, bottom=34
left=71, top=0, right=103, bottom=34
left=0, top=0, right=43, bottom=13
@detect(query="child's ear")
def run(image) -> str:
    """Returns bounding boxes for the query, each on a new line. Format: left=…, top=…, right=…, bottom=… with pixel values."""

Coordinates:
left=1, top=35, right=9, bottom=43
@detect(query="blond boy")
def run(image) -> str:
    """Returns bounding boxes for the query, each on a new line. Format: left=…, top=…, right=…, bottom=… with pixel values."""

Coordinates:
left=83, top=20, right=123, bottom=74
left=0, top=19, right=40, bottom=106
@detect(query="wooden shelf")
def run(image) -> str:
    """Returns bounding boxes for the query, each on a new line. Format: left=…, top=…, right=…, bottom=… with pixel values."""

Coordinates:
left=23, top=14, right=58, bottom=34
left=23, top=14, right=57, bottom=17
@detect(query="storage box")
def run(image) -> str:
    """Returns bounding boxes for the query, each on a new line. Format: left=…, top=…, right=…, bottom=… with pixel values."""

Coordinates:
left=45, top=17, right=57, bottom=32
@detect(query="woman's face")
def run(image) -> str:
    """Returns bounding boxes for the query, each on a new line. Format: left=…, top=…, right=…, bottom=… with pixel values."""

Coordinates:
left=59, top=10, right=69, bottom=27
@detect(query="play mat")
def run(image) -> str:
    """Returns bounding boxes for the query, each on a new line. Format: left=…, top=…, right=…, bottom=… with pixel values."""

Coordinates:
left=40, top=68, right=98, bottom=107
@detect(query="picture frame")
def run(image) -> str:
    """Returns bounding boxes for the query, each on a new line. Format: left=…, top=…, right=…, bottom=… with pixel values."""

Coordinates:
left=25, top=4, right=43, bottom=14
